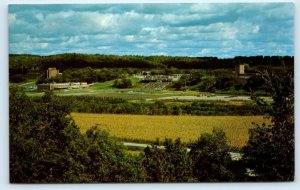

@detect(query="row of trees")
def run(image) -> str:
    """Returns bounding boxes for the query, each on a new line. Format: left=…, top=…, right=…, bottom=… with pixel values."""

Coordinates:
left=38, top=54, right=294, bottom=70
left=36, top=67, right=132, bottom=84
left=30, top=96, right=266, bottom=116
left=172, top=69, right=269, bottom=94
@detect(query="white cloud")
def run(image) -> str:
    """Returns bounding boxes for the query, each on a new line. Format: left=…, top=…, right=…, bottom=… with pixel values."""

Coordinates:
left=39, top=42, right=49, bottom=48
left=252, top=25, right=260, bottom=33
left=198, top=48, right=214, bottom=55
left=8, top=3, right=294, bottom=57
left=8, top=13, right=16, bottom=23
left=124, top=35, right=135, bottom=42
left=96, top=46, right=111, bottom=50
left=8, top=13, right=26, bottom=26
left=46, top=11, right=74, bottom=20
left=190, top=4, right=214, bottom=13
left=35, top=13, right=44, bottom=21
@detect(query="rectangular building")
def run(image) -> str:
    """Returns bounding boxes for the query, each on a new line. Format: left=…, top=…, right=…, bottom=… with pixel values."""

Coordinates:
left=47, top=68, right=59, bottom=78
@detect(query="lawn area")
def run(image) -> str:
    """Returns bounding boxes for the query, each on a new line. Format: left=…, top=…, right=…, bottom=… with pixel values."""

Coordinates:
left=90, top=80, right=115, bottom=90
left=71, top=113, right=270, bottom=149
left=90, top=77, right=141, bottom=90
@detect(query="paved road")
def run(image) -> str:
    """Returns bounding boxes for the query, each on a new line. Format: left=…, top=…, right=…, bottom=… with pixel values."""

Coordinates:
left=25, top=85, right=271, bottom=103
left=123, top=142, right=242, bottom=161
left=158, top=95, right=272, bottom=102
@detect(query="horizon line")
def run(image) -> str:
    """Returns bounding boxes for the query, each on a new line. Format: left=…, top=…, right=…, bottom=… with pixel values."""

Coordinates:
left=8, top=53, right=295, bottom=59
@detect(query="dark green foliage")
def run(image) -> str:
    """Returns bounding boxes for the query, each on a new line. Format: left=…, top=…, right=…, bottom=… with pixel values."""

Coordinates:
left=40, top=53, right=164, bottom=70
left=197, top=75, right=217, bottom=92
left=243, top=68, right=294, bottom=181
left=9, top=74, right=27, bottom=83
left=77, top=127, right=145, bottom=182
left=243, top=75, right=268, bottom=92
left=9, top=55, right=42, bottom=82
left=9, top=87, right=144, bottom=183
left=185, top=101, right=265, bottom=116
left=173, top=70, right=216, bottom=91
left=234, top=55, right=294, bottom=67
left=189, top=129, right=234, bottom=182
left=142, top=138, right=191, bottom=182
left=113, top=78, right=133, bottom=88
left=10, top=88, right=77, bottom=182
left=36, top=67, right=128, bottom=84
left=172, top=69, right=267, bottom=94
left=30, top=96, right=266, bottom=116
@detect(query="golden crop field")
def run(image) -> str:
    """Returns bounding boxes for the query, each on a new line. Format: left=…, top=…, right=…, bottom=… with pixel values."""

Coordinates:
left=71, top=113, right=270, bottom=148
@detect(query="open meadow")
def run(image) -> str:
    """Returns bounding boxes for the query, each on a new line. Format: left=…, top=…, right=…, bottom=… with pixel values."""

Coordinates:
left=71, top=113, right=270, bottom=148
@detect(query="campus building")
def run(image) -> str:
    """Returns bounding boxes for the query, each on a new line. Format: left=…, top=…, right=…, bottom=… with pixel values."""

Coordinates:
left=235, top=64, right=245, bottom=75
left=47, top=68, right=59, bottom=78
left=37, top=82, right=89, bottom=91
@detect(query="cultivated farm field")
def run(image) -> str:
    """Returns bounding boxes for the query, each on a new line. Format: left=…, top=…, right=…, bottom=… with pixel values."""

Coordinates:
left=71, top=113, right=270, bottom=148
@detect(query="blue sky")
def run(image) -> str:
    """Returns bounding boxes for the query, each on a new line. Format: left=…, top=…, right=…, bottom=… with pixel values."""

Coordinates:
left=8, top=3, right=294, bottom=58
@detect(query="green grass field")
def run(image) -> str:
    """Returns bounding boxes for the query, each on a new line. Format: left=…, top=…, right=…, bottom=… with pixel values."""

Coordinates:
left=90, top=80, right=115, bottom=90
left=71, top=113, right=270, bottom=148
left=22, top=80, right=204, bottom=100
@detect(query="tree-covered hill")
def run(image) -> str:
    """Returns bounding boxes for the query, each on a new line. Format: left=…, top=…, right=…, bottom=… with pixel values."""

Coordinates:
left=9, top=53, right=294, bottom=83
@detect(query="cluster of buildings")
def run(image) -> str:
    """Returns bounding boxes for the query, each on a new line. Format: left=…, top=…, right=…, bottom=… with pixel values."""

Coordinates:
left=134, top=71, right=182, bottom=82
left=37, top=68, right=89, bottom=91
left=37, top=82, right=89, bottom=91
left=36, top=65, right=246, bottom=91
left=134, top=64, right=245, bottom=83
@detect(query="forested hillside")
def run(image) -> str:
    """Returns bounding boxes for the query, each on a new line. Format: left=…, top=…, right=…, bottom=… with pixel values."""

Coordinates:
left=9, top=54, right=294, bottom=82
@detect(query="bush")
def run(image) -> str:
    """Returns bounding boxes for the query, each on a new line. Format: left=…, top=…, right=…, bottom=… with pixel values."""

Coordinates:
left=113, top=78, right=132, bottom=88
left=189, top=129, right=234, bottom=182
left=142, top=138, right=191, bottom=182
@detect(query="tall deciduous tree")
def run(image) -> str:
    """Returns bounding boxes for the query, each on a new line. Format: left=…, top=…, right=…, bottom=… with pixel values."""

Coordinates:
left=189, top=129, right=234, bottom=182
left=243, top=68, right=294, bottom=181
left=142, top=138, right=191, bottom=182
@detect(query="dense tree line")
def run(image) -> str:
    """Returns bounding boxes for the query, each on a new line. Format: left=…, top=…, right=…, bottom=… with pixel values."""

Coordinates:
left=37, top=53, right=164, bottom=71
left=9, top=53, right=293, bottom=83
left=9, top=55, right=42, bottom=82
left=36, top=67, right=132, bottom=84
left=172, top=69, right=269, bottom=94
left=234, top=55, right=293, bottom=67
left=29, top=96, right=266, bottom=116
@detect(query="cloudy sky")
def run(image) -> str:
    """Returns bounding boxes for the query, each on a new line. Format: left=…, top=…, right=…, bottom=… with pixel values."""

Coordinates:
left=9, top=3, right=294, bottom=57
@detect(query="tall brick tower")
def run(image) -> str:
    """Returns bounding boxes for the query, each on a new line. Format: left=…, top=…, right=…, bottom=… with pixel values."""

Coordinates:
left=235, top=64, right=245, bottom=75
left=47, top=68, right=58, bottom=78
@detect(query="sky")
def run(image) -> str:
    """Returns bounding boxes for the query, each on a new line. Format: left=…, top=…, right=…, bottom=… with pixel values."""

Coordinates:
left=8, top=3, right=294, bottom=58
